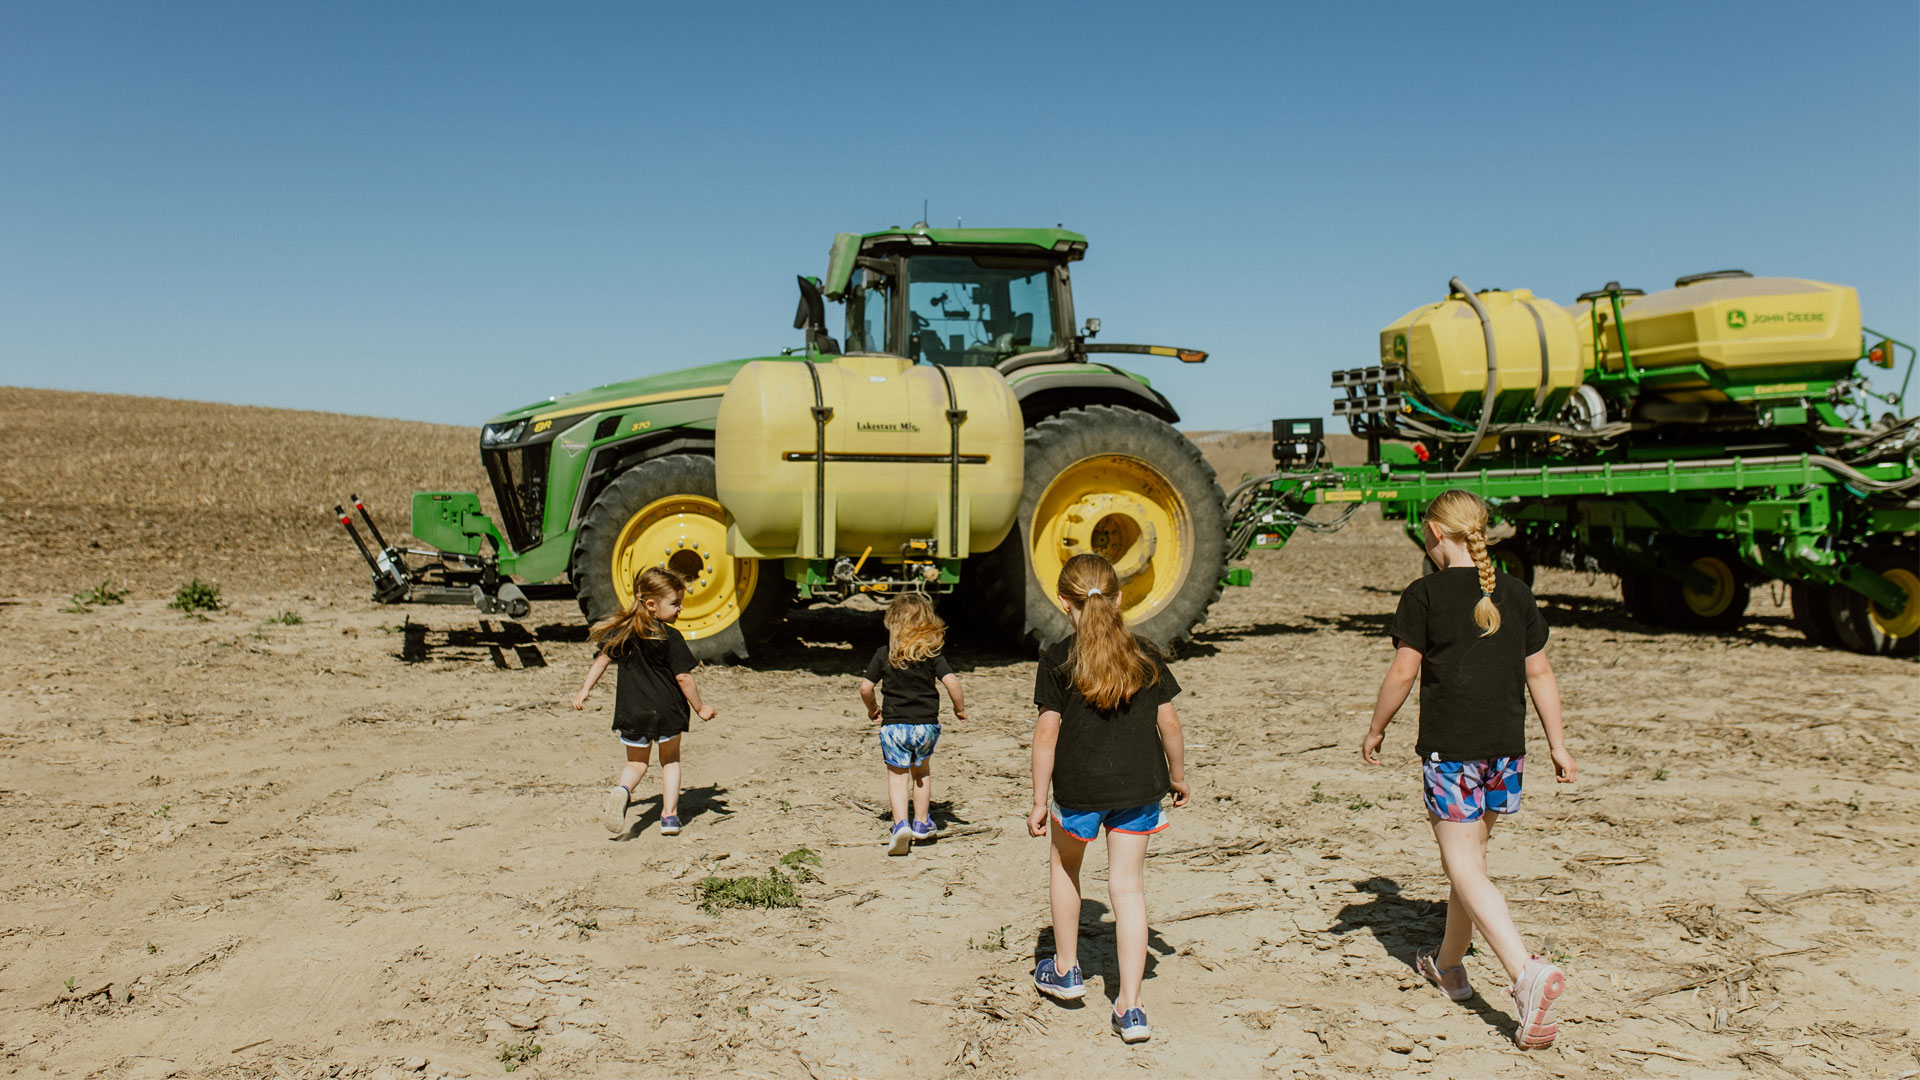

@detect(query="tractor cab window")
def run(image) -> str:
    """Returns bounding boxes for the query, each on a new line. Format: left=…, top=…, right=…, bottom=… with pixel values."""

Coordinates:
left=843, top=268, right=892, bottom=354
left=905, top=256, right=1058, bottom=367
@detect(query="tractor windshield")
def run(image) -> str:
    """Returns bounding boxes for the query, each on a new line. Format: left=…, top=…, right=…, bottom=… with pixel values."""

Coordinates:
left=905, top=256, right=1058, bottom=366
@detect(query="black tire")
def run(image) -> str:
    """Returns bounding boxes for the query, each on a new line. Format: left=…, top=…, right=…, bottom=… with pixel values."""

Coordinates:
left=1649, top=547, right=1749, bottom=632
left=571, top=455, right=789, bottom=663
left=965, top=405, right=1227, bottom=652
left=1827, top=546, right=1920, bottom=658
left=1789, top=582, right=1840, bottom=647
left=1620, top=571, right=1661, bottom=624
left=1489, top=543, right=1534, bottom=588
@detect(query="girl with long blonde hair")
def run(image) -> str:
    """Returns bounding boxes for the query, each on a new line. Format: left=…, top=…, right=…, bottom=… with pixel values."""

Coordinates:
left=857, top=593, right=966, bottom=854
left=1027, top=553, right=1189, bottom=1045
left=572, top=567, right=717, bottom=837
left=1362, top=489, right=1576, bottom=1048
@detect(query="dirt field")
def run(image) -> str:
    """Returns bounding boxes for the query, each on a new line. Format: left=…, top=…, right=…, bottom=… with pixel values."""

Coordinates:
left=2, top=390, right=1915, bottom=1079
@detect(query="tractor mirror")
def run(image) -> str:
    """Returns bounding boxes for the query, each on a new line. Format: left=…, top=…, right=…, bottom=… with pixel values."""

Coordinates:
left=794, top=275, right=828, bottom=332
left=1083, top=317, right=1101, bottom=339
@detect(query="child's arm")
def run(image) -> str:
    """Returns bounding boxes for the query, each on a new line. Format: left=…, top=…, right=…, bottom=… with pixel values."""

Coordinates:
left=1362, top=645, right=1422, bottom=764
left=572, top=653, right=611, bottom=710
left=676, top=673, right=718, bottom=722
left=1027, top=709, right=1062, bottom=837
left=1525, top=649, right=1576, bottom=782
left=941, top=673, right=967, bottom=721
left=1157, top=702, right=1189, bottom=807
left=858, top=678, right=881, bottom=722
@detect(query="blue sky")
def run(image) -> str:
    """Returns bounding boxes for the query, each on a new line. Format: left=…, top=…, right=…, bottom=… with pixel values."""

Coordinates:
left=3, top=1, right=1915, bottom=429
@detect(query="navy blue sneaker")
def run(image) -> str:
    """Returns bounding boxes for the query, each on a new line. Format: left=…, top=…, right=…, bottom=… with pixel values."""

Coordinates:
left=659, top=814, right=682, bottom=835
left=909, top=818, right=937, bottom=842
left=1111, top=1007, right=1150, bottom=1043
left=1033, top=957, right=1086, bottom=1001
left=886, top=821, right=913, bottom=856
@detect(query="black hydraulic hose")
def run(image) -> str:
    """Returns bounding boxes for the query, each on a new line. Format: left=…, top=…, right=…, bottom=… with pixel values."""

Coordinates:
left=805, top=361, right=831, bottom=559
left=934, top=364, right=964, bottom=559
left=1450, top=277, right=1500, bottom=470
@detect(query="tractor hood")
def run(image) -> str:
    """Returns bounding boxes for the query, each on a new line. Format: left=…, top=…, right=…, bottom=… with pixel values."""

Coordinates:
left=485, top=358, right=767, bottom=429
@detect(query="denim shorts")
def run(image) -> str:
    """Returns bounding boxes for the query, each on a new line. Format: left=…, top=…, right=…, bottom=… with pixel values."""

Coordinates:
left=1050, top=800, right=1169, bottom=842
left=1422, top=756, right=1523, bottom=822
left=878, top=723, right=941, bottom=768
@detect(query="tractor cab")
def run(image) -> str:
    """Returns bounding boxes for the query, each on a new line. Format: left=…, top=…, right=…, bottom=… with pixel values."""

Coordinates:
left=821, top=227, right=1088, bottom=368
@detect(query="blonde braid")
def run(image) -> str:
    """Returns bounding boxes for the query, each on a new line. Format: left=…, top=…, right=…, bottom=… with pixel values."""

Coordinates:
left=1464, top=528, right=1502, bottom=637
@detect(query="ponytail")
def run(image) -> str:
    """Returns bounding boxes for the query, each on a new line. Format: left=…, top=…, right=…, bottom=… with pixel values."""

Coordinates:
left=1425, top=489, right=1502, bottom=637
left=1056, top=553, right=1158, bottom=710
left=588, top=567, right=685, bottom=656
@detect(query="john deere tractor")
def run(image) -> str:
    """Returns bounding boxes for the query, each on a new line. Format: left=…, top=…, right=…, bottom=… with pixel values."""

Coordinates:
left=344, top=227, right=1228, bottom=661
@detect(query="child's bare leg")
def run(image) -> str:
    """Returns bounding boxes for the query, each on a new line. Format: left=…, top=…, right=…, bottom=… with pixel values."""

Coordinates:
left=1431, top=815, right=1528, bottom=980
left=885, top=765, right=912, bottom=826
left=910, top=762, right=932, bottom=823
left=617, top=744, right=649, bottom=793
left=1048, top=824, right=1088, bottom=972
left=1105, top=829, right=1151, bottom=1011
left=657, top=737, right=682, bottom=818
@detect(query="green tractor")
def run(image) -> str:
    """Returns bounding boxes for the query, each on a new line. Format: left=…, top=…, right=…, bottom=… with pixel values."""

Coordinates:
left=341, top=227, right=1229, bottom=661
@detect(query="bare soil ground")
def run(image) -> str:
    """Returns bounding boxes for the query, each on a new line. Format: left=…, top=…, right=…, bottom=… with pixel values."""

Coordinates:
left=2, top=390, right=1916, bottom=1079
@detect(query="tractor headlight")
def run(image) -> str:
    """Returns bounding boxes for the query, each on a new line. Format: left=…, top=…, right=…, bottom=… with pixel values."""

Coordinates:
left=481, top=420, right=528, bottom=447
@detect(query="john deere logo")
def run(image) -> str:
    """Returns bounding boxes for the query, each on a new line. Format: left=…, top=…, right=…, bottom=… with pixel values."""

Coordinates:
left=1392, top=333, right=1408, bottom=360
left=1727, top=309, right=1748, bottom=329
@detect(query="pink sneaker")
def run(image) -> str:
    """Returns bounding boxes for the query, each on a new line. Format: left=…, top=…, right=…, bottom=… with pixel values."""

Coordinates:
left=1416, top=946, right=1473, bottom=1001
left=1509, top=956, right=1565, bottom=1049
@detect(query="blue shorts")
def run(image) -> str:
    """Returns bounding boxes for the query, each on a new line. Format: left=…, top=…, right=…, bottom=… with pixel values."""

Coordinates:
left=1050, top=801, right=1168, bottom=842
left=1423, top=756, right=1524, bottom=822
left=878, top=723, right=941, bottom=768
left=619, top=731, right=681, bottom=749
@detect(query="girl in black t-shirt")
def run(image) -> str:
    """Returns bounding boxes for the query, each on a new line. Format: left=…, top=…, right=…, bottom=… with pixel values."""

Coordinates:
left=1361, top=489, right=1576, bottom=1049
left=1027, top=553, right=1189, bottom=1045
left=572, top=567, right=717, bottom=838
left=856, top=593, right=967, bottom=855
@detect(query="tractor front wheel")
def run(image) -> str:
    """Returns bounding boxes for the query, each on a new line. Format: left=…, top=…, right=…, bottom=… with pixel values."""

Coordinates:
left=572, top=455, right=788, bottom=663
left=1827, top=546, right=1920, bottom=657
left=967, top=405, right=1226, bottom=651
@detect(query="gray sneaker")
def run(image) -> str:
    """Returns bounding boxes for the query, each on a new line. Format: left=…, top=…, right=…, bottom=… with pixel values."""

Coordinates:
left=601, top=785, right=630, bottom=833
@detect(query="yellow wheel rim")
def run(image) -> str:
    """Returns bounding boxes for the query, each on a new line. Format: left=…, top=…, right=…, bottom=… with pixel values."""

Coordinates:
left=1682, top=556, right=1737, bottom=617
left=609, top=495, right=753, bottom=642
left=1030, top=454, right=1192, bottom=625
left=1870, top=567, right=1920, bottom=640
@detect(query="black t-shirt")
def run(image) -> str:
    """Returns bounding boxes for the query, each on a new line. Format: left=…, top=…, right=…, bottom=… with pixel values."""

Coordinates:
left=1033, top=634, right=1181, bottom=811
left=609, top=625, right=698, bottom=740
left=1386, top=567, right=1549, bottom=761
left=864, top=647, right=955, bottom=725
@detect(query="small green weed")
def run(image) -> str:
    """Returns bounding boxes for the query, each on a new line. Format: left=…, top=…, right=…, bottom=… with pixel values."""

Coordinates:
left=1308, top=782, right=1331, bottom=804
left=64, top=581, right=131, bottom=613
left=154, top=805, right=170, bottom=819
left=969, top=924, right=1011, bottom=952
left=145, top=941, right=158, bottom=954
left=498, top=1041, right=542, bottom=1072
left=266, top=610, right=303, bottom=626
left=1549, top=946, right=1573, bottom=964
left=564, top=914, right=599, bottom=932
left=325, top=888, right=343, bottom=901
left=1346, top=795, right=1374, bottom=812
left=735, top=1004, right=750, bottom=1017
left=63, top=976, right=76, bottom=993
left=168, top=579, right=223, bottom=614
left=777, top=799, right=792, bottom=812
left=779, top=847, right=821, bottom=882
left=1749, top=815, right=1762, bottom=827
left=1848, top=789, right=1863, bottom=816
left=1652, top=767, right=1669, bottom=781
left=1812, top=784, right=1821, bottom=794
left=699, top=867, right=802, bottom=913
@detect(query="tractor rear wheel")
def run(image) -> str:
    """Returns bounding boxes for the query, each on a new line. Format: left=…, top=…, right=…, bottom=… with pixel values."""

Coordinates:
left=1788, top=582, right=1840, bottom=647
left=967, top=405, right=1226, bottom=652
left=1827, top=547, right=1920, bottom=657
left=1650, top=548, right=1749, bottom=632
left=572, top=455, right=789, bottom=663
left=1619, top=571, right=1661, bottom=624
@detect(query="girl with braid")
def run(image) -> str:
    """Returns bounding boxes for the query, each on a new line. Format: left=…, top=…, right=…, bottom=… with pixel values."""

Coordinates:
left=1361, top=489, right=1576, bottom=1050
